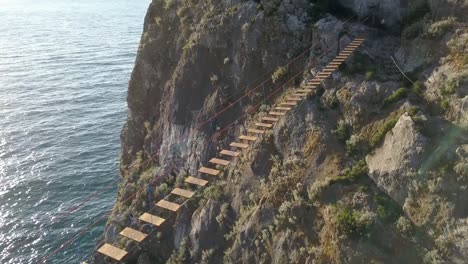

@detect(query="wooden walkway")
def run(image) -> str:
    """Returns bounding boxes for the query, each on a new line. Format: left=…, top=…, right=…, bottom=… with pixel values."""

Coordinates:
left=96, top=37, right=365, bottom=261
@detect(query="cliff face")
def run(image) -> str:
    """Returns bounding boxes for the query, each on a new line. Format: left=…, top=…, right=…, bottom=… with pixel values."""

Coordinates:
left=96, top=0, right=467, bottom=263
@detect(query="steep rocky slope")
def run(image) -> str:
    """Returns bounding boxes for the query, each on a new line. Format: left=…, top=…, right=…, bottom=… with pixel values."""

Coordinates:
left=94, top=0, right=467, bottom=263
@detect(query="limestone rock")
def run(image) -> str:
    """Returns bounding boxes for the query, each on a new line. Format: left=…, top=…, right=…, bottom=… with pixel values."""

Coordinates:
left=366, top=113, right=428, bottom=204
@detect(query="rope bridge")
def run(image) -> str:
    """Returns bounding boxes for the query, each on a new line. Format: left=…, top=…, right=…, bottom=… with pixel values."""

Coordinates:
left=96, top=37, right=366, bottom=262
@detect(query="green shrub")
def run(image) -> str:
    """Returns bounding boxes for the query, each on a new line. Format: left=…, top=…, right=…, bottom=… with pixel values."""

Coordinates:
left=440, top=98, right=450, bottom=111
left=336, top=207, right=372, bottom=239
left=272, top=66, right=288, bottom=84
left=203, top=185, right=223, bottom=200
left=441, top=78, right=460, bottom=95
left=365, top=71, right=374, bottom=81
left=333, top=120, right=349, bottom=142
left=411, top=81, right=423, bottom=95
left=384, top=88, right=408, bottom=106
left=330, top=160, right=368, bottom=185
left=374, top=194, right=401, bottom=223
left=345, top=135, right=361, bottom=156
left=370, top=116, right=399, bottom=147
left=408, top=106, right=419, bottom=117
left=226, top=3, right=241, bottom=15
left=426, top=17, right=457, bottom=39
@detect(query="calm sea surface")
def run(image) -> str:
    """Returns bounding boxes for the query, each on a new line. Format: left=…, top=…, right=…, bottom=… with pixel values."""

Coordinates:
left=0, top=0, right=149, bottom=262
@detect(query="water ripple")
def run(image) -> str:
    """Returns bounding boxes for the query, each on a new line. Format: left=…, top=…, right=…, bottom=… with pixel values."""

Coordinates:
left=0, top=0, right=149, bottom=263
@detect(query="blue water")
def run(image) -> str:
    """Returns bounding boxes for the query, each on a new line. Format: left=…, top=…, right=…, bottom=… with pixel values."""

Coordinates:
left=0, top=0, right=149, bottom=263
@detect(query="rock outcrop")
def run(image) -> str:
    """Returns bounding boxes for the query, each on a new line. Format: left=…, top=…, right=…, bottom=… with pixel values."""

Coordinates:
left=366, top=113, right=428, bottom=204
left=94, top=1, right=468, bottom=263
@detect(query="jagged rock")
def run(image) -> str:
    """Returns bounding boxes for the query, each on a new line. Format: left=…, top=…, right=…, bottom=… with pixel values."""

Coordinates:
left=338, top=0, right=402, bottom=27
left=428, top=0, right=468, bottom=21
left=189, top=199, right=224, bottom=256
left=94, top=1, right=468, bottom=263
left=366, top=113, right=428, bottom=204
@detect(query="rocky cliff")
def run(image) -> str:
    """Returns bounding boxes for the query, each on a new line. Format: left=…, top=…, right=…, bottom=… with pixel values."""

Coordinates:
left=94, top=0, right=467, bottom=263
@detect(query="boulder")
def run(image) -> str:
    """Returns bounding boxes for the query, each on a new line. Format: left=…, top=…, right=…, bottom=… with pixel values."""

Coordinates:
left=366, top=113, right=428, bottom=204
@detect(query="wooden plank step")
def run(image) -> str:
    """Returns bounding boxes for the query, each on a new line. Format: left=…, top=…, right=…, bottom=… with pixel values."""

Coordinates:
left=97, top=244, right=128, bottom=261
left=210, top=158, right=230, bottom=166
left=296, top=90, right=311, bottom=93
left=199, top=167, right=220, bottom=176
left=255, top=122, right=273, bottom=128
left=292, top=93, right=307, bottom=97
left=322, top=68, right=336, bottom=72
left=317, top=73, right=331, bottom=77
left=336, top=56, right=348, bottom=59
left=120, top=227, right=147, bottom=243
left=239, top=135, right=258, bottom=141
left=171, top=187, right=195, bottom=198
left=230, top=142, right=249, bottom=149
left=262, top=116, right=279, bottom=122
left=220, top=149, right=240, bottom=157
left=279, top=102, right=297, bottom=107
left=156, top=199, right=181, bottom=212
left=185, top=176, right=208, bottom=186
left=275, top=106, right=292, bottom=111
left=286, top=97, right=302, bottom=101
left=247, top=128, right=265, bottom=134
left=139, top=213, right=166, bottom=226
left=269, top=111, right=286, bottom=116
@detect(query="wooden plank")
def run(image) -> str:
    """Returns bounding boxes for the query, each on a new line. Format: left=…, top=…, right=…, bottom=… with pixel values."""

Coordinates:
left=230, top=142, right=249, bottom=149
left=292, top=93, right=307, bottom=97
left=185, top=176, right=208, bottom=186
left=296, top=90, right=311, bottom=93
left=199, top=167, right=220, bottom=176
left=269, top=111, right=286, bottom=116
left=171, top=187, right=195, bottom=198
left=286, top=97, right=302, bottom=101
left=336, top=56, right=348, bottom=59
left=239, top=135, right=258, bottom=141
left=139, top=213, right=166, bottom=226
left=220, top=149, right=240, bottom=157
left=275, top=106, right=292, bottom=111
left=279, top=102, right=297, bottom=107
left=262, top=116, right=279, bottom=122
left=97, top=244, right=128, bottom=261
left=120, top=227, right=147, bottom=243
left=210, top=158, right=230, bottom=166
left=156, top=199, right=181, bottom=212
left=255, top=122, right=273, bottom=128
left=317, top=74, right=331, bottom=78
left=247, top=128, right=265, bottom=134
